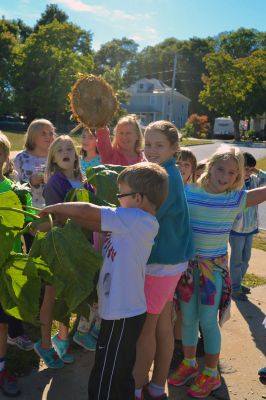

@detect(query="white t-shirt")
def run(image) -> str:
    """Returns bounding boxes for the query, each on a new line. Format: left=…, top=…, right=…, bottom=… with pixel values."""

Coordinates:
left=98, top=207, right=159, bottom=320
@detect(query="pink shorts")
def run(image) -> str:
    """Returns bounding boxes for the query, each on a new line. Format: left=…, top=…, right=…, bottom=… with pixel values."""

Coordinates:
left=144, top=273, right=182, bottom=315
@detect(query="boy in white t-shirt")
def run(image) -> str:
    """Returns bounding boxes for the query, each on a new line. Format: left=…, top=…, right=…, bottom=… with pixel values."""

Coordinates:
left=39, top=162, right=168, bottom=400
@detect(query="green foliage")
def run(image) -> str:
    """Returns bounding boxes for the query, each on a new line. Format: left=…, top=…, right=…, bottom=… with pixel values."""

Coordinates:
left=13, top=20, right=94, bottom=121
left=94, top=37, right=139, bottom=74
left=0, top=190, right=102, bottom=325
left=199, top=50, right=266, bottom=141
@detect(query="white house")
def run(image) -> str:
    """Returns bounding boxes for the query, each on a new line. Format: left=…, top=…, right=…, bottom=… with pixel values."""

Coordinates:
left=125, top=78, right=190, bottom=128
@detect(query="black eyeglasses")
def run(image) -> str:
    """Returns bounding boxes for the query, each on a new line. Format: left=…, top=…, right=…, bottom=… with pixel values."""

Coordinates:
left=116, top=192, right=143, bottom=199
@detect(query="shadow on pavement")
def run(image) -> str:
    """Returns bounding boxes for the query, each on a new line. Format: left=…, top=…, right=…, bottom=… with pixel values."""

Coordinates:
left=234, top=295, right=266, bottom=357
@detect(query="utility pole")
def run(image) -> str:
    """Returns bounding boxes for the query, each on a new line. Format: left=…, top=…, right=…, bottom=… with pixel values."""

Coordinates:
left=169, top=53, right=178, bottom=123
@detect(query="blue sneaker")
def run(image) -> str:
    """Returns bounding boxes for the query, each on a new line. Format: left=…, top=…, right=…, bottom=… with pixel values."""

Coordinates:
left=34, top=340, right=64, bottom=369
left=90, top=323, right=100, bottom=340
left=51, top=334, right=74, bottom=364
left=73, top=331, right=97, bottom=351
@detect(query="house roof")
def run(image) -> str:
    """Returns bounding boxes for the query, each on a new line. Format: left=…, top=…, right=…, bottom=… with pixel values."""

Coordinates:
left=127, top=78, right=190, bottom=102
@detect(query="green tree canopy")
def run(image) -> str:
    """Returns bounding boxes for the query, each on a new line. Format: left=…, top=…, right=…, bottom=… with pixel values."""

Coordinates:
left=94, top=37, right=139, bottom=74
left=34, top=3, right=69, bottom=30
left=14, top=20, right=94, bottom=122
left=217, top=28, right=266, bottom=58
left=199, top=50, right=266, bottom=140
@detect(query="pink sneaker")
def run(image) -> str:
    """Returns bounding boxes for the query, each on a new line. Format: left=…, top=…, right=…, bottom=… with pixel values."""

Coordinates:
left=187, top=371, right=221, bottom=398
left=168, top=360, right=199, bottom=387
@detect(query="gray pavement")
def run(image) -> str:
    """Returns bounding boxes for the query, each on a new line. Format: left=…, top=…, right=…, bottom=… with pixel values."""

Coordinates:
left=16, top=247, right=266, bottom=400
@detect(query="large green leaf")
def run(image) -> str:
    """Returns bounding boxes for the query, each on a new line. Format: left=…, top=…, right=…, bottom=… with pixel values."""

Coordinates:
left=0, top=191, right=24, bottom=228
left=0, top=254, right=47, bottom=324
left=86, top=164, right=125, bottom=206
left=29, top=220, right=102, bottom=321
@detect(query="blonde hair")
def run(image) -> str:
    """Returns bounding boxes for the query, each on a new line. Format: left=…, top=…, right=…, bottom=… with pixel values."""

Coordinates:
left=0, top=132, right=11, bottom=157
left=113, top=114, right=144, bottom=154
left=176, top=148, right=197, bottom=183
left=198, top=145, right=244, bottom=191
left=46, top=135, right=83, bottom=179
left=117, top=162, right=168, bottom=210
left=24, top=119, right=55, bottom=151
left=144, top=120, right=180, bottom=156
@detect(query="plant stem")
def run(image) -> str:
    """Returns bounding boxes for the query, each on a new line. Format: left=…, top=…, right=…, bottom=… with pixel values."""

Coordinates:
left=0, top=207, right=40, bottom=219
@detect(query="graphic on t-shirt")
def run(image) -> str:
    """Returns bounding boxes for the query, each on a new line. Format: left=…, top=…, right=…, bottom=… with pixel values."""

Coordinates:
left=103, top=273, right=111, bottom=296
left=103, top=233, right=117, bottom=261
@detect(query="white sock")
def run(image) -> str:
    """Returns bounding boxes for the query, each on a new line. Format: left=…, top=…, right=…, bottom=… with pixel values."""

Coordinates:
left=148, top=382, right=165, bottom=396
left=135, top=388, right=142, bottom=399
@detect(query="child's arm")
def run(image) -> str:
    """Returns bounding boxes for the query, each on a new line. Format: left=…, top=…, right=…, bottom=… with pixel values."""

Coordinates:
left=95, top=127, right=115, bottom=163
left=39, top=202, right=102, bottom=231
left=246, top=186, right=266, bottom=207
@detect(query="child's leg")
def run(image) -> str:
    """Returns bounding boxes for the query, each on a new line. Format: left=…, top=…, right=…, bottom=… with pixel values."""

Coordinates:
left=133, top=313, right=160, bottom=389
left=199, top=270, right=223, bottom=368
left=88, top=314, right=146, bottom=400
left=0, top=324, right=8, bottom=359
left=40, top=285, right=56, bottom=348
left=241, top=234, right=253, bottom=279
left=151, top=301, right=174, bottom=385
left=229, top=234, right=245, bottom=293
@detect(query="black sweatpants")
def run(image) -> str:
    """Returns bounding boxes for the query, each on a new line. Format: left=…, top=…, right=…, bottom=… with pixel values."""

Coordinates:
left=88, top=313, right=146, bottom=400
left=0, top=304, right=24, bottom=338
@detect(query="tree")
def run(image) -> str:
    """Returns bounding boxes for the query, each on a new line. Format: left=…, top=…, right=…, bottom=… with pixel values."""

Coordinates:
left=14, top=20, right=94, bottom=122
left=94, top=37, right=139, bottom=74
left=218, top=28, right=266, bottom=58
left=199, top=50, right=266, bottom=140
left=34, top=4, right=69, bottom=30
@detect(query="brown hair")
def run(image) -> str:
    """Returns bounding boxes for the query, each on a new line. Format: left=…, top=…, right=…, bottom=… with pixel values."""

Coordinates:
left=198, top=145, right=244, bottom=191
left=113, top=114, right=144, bottom=154
left=144, top=120, right=180, bottom=156
left=117, top=162, right=168, bottom=210
left=24, top=119, right=55, bottom=151
left=176, top=148, right=197, bottom=183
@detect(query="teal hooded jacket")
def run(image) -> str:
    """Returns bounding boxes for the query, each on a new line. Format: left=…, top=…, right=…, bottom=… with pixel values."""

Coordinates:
left=147, top=157, right=194, bottom=265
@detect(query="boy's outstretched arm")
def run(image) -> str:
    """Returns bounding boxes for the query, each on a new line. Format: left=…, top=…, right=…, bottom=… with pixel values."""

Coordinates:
left=39, top=202, right=102, bottom=231
left=246, top=186, right=266, bottom=208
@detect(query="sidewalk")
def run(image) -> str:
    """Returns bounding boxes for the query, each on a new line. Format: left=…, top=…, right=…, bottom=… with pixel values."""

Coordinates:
left=16, top=248, right=266, bottom=400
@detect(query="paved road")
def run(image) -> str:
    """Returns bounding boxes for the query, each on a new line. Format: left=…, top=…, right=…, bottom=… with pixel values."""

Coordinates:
left=186, top=141, right=266, bottom=229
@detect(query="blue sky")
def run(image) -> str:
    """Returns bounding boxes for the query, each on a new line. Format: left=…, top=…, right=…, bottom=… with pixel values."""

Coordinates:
left=1, top=0, right=265, bottom=50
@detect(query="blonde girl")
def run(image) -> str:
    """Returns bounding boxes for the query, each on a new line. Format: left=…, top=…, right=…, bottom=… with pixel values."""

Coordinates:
left=96, top=114, right=146, bottom=165
left=169, top=146, right=266, bottom=398
left=14, top=119, right=55, bottom=208
left=80, top=127, right=101, bottom=174
left=176, top=148, right=197, bottom=184
left=34, top=135, right=94, bottom=368
left=134, top=121, right=194, bottom=400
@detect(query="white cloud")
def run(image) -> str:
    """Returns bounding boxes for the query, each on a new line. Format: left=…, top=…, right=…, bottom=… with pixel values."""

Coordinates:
left=55, top=0, right=147, bottom=21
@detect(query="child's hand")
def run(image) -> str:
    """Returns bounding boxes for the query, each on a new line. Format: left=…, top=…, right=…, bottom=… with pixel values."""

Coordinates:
left=30, top=173, right=44, bottom=186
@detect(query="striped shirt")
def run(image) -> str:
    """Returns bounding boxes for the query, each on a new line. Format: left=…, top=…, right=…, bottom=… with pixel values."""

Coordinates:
left=185, top=185, right=247, bottom=259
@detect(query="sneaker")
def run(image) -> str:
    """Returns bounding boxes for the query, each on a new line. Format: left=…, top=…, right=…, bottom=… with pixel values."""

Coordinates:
left=142, top=384, right=168, bottom=399
left=258, top=367, right=266, bottom=378
left=90, top=323, right=100, bottom=339
left=168, top=360, right=199, bottom=387
left=51, top=334, right=74, bottom=364
left=232, top=291, right=248, bottom=301
left=73, top=331, right=97, bottom=351
left=241, top=285, right=251, bottom=294
left=34, top=340, right=64, bottom=369
left=0, top=369, right=21, bottom=397
left=7, top=334, right=34, bottom=351
left=187, top=371, right=221, bottom=398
